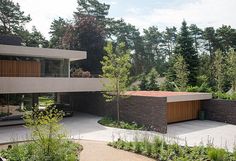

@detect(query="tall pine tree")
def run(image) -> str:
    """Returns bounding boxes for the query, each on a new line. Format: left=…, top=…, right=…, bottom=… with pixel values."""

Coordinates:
left=175, top=21, right=199, bottom=85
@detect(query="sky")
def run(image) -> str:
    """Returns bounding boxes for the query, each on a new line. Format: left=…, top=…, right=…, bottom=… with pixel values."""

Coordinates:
left=12, top=0, right=236, bottom=40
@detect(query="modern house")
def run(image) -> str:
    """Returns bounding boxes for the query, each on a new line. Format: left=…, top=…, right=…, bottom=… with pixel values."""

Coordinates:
left=0, top=44, right=105, bottom=124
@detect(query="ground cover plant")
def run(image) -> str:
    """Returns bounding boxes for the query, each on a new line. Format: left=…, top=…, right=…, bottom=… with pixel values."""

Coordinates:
left=0, top=108, right=81, bottom=161
left=109, top=137, right=236, bottom=161
left=98, top=117, right=145, bottom=130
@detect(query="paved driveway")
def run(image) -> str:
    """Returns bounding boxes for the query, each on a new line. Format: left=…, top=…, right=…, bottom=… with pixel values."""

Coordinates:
left=0, top=113, right=236, bottom=151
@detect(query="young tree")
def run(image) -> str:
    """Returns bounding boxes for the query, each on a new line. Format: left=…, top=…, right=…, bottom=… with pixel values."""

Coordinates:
left=0, top=0, right=31, bottom=34
left=101, top=42, right=131, bottom=122
left=175, top=21, right=199, bottom=85
left=227, top=48, right=236, bottom=91
left=173, top=54, right=189, bottom=91
left=213, top=49, right=224, bottom=94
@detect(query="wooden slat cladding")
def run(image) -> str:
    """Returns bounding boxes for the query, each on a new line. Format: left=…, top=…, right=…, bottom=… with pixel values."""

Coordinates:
left=0, top=60, right=40, bottom=77
left=167, top=100, right=200, bottom=123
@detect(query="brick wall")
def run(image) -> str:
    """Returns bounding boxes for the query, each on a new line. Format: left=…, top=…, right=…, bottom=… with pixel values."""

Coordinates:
left=202, top=99, right=236, bottom=125
left=62, top=92, right=168, bottom=133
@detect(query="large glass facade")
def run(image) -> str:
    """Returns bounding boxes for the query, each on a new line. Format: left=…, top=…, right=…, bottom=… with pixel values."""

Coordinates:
left=0, top=93, right=55, bottom=125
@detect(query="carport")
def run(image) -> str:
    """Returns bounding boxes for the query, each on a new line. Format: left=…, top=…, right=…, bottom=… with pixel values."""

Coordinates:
left=125, top=91, right=212, bottom=124
left=65, top=91, right=212, bottom=133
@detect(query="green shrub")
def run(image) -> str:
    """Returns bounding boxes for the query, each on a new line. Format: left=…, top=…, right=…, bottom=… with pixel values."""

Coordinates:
left=207, top=148, right=228, bottom=161
left=108, top=137, right=235, bottom=161
left=98, top=117, right=145, bottom=130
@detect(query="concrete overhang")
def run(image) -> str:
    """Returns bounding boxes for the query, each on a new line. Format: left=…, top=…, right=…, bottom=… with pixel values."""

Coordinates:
left=125, top=91, right=212, bottom=103
left=0, top=77, right=107, bottom=94
left=0, top=44, right=87, bottom=61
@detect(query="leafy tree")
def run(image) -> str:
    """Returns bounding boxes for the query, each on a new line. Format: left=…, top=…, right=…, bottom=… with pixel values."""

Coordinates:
left=0, top=0, right=31, bottom=35
left=175, top=21, right=198, bottom=85
left=49, top=17, right=68, bottom=49
left=101, top=42, right=131, bottom=122
left=227, top=48, right=236, bottom=91
left=213, top=49, right=224, bottom=94
left=66, top=0, right=110, bottom=74
left=173, top=54, right=189, bottom=91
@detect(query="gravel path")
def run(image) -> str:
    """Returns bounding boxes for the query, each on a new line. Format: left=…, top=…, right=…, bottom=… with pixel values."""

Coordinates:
left=79, top=140, right=155, bottom=161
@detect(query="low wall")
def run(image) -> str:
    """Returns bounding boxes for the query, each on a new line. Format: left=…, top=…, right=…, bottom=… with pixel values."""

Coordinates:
left=202, top=99, right=236, bottom=125
left=63, top=92, right=167, bottom=133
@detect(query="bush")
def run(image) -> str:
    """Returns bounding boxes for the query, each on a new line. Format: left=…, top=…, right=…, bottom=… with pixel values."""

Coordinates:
left=98, top=117, right=145, bottom=130
left=207, top=148, right=228, bottom=161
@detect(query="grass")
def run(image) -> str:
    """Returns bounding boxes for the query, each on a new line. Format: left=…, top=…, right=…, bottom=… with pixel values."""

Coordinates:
left=98, top=117, right=145, bottom=130
left=108, top=137, right=236, bottom=161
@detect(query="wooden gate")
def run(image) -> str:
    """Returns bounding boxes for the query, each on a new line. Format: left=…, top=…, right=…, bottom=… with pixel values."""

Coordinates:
left=167, top=100, right=200, bottom=123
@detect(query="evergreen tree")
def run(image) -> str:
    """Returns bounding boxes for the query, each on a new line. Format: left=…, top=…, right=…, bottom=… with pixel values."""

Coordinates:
left=0, top=0, right=31, bottom=35
left=25, top=26, right=48, bottom=47
left=49, top=17, right=68, bottom=49
left=175, top=21, right=199, bottom=85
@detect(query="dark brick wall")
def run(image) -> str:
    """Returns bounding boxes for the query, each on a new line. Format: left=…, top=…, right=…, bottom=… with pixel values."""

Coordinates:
left=62, top=92, right=167, bottom=133
left=202, top=99, right=236, bottom=125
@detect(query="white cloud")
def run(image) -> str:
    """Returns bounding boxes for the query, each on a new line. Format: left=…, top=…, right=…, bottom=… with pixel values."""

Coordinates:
left=11, top=0, right=236, bottom=39
left=13, top=0, right=77, bottom=39
left=123, top=0, right=236, bottom=31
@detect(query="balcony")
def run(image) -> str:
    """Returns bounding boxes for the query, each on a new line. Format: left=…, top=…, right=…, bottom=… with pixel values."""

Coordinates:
left=0, top=77, right=106, bottom=94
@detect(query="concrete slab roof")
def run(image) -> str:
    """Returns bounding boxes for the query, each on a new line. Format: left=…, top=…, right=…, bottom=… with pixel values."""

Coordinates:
left=125, top=91, right=212, bottom=102
left=0, top=44, right=87, bottom=61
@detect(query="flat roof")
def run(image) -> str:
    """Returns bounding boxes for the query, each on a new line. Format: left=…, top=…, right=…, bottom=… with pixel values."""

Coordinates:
left=125, top=91, right=212, bottom=102
left=0, top=44, right=87, bottom=61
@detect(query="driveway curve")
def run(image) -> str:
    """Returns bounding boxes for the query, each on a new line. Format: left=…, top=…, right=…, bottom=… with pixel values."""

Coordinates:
left=0, top=112, right=236, bottom=151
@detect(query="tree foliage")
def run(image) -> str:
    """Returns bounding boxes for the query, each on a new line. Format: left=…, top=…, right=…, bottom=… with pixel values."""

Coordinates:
left=173, top=54, right=189, bottom=91
left=213, top=49, right=224, bottom=93
left=49, top=17, right=68, bottom=49
left=175, top=21, right=199, bottom=85
left=227, top=48, right=236, bottom=91
left=0, top=0, right=31, bottom=35
left=101, top=42, right=131, bottom=121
